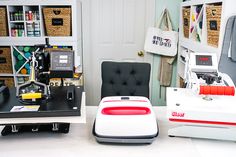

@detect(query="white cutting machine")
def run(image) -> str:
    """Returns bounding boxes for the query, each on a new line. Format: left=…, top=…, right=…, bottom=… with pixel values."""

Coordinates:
left=167, top=52, right=236, bottom=141
left=93, top=96, right=158, bottom=144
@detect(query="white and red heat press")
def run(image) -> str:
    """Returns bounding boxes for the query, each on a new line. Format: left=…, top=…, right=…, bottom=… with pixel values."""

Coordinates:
left=93, top=96, right=158, bottom=144
left=167, top=53, right=236, bottom=141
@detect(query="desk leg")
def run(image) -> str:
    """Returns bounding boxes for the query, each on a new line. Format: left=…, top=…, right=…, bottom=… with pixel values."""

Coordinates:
left=1, top=123, right=70, bottom=136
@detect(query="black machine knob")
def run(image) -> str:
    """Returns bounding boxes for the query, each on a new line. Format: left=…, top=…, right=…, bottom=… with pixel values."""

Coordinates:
left=202, top=73, right=221, bottom=85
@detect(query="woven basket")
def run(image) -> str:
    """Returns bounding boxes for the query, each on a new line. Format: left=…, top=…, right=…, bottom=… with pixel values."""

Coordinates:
left=0, top=7, right=8, bottom=36
left=0, top=47, right=13, bottom=74
left=206, top=5, right=222, bottom=47
left=43, top=7, right=71, bottom=36
left=0, top=77, right=14, bottom=87
left=182, top=8, right=190, bottom=38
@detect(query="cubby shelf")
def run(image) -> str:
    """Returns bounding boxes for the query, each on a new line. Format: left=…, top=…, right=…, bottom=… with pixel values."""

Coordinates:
left=177, top=0, right=236, bottom=87
left=0, top=0, right=83, bottom=87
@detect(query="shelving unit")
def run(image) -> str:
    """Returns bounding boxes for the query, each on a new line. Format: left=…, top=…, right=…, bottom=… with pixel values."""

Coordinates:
left=0, top=0, right=83, bottom=87
left=177, top=0, right=236, bottom=87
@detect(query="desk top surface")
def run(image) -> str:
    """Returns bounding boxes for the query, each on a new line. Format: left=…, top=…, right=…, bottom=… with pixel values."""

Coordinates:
left=0, top=86, right=83, bottom=118
left=0, top=106, right=235, bottom=157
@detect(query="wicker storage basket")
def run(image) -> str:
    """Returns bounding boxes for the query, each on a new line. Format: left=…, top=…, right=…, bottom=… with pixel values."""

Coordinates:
left=0, top=47, right=13, bottom=74
left=206, top=5, right=222, bottom=47
left=182, top=8, right=190, bottom=38
left=0, top=77, right=14, bottom=87
left=43, top=7, right=71, bottom=36
left=0, top=7, right=8, bottom=36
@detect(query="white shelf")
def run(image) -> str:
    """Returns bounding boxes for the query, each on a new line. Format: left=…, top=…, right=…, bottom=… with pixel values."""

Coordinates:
left=16, top=74, right=30, bottom=77
left=25, top=20, right=40, bottom=23
left=179, top=38, right=218, bottom=54
left=177, top=0, right=236, bottom=87
left=0, top=74, right=14, bottom=77
left=10, top=21, right=24, bottom=23
left=0, top=0, right=83, bottom=87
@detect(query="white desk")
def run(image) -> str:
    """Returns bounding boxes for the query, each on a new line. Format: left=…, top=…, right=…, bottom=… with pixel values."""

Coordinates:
left=0, top=92, right=86, bottom=124
left=0, top=106, right=235, bottom=157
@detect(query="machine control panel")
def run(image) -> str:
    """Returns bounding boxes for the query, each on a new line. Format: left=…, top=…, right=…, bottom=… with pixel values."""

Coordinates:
left=189, top=53, right=218, bottom=73
left=50, top=51, right=74, bottom=78
left=196, top=55, right=212, bottom=66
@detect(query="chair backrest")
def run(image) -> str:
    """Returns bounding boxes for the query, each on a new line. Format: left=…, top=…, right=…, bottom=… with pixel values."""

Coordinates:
left=101, top=61, right=151, bottom=99
left=219, top=16, right=236, bottom=85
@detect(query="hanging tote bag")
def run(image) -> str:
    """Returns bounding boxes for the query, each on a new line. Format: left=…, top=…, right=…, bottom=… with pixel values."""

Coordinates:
left=144, top=9, right=178, bottom=56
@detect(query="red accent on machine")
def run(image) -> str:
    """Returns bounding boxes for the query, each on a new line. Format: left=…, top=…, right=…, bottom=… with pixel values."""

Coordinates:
left=169, top=118, right=236, bottom=126
left=102, top=106, right=151, bottom=115
left=199, top=86, right=235, bottom=96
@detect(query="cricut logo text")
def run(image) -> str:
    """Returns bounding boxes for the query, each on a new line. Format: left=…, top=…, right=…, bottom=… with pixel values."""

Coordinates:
left=172, top=112, right=185, bottom=117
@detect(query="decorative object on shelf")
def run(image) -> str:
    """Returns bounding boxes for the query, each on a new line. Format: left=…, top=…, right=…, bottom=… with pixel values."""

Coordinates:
left=9, top=11, right=24, bottom=21
left=0, top=47, right=13, bottom=74
left=26, top=22, right=40, bottom=37
left=11, top=24, right=25, bottom=37
left=190, top=5, right=203, bottom=42
left=43, top=7, right=72, bottom=36
left=206, top=4, right=222, bottom=47
left=0, top=7, right=9, bottom=36
left=13, top=46, right=32, bottom=74
left=182, top=7, right=190, bottom=38
left=25, top=10, right=39, bottom=21
left=17, top=77, right=29, bottom=85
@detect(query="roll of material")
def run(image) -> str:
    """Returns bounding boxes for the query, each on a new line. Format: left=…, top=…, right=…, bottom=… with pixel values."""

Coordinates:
left=17, top=54, right=24, bottom=60
left=13, top=50, right=19, bottom=57
left=15, top=60, right=25, bottom=71
left=20, top=68, right=27, bottom=74
left=25, top=63, right=30, bottom=69
left=24, top=52, right=31, bottom=59
left=196, top=6, right=201, bottom=14
left=17, top=46, right=24, bottom=52
left=199, top=21, right=203, bottom=29
left=199, top=86, right=235, bottom=96
left=23, top=46, right=30, bottom=52
left=30, top=47, right=35, bottom=52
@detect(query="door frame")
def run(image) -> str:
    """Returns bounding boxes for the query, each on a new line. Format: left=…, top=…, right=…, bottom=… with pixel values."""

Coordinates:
left=81, top=0, right=156, bottom=105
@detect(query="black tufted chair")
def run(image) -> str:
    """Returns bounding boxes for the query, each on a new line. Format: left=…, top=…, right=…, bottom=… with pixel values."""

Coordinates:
left=101, top=61, right=151, bottom=99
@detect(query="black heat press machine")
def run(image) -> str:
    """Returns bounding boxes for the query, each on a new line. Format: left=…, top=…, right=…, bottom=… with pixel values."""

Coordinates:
left=0, top=39, right=83, bottom=136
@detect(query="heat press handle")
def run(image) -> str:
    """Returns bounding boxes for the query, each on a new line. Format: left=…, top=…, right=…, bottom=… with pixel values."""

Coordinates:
left=21, top=93, right=43, bottom=100
left=199, top=86, right=235, bottom=96
left=101, top=106, right=151, bottom=115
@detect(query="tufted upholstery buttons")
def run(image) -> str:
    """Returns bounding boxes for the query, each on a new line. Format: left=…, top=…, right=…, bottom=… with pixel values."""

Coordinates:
left=123, top=81, right=127, bottom=85
left=116, top=92, right=120, bottom=95
left=136, top=81, right=142, bottom=86
left=110, top=80, right=114, bottom=84
left=116, top=69, right=121, bottom=74
left=130, top=70, right=136, bottom=75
